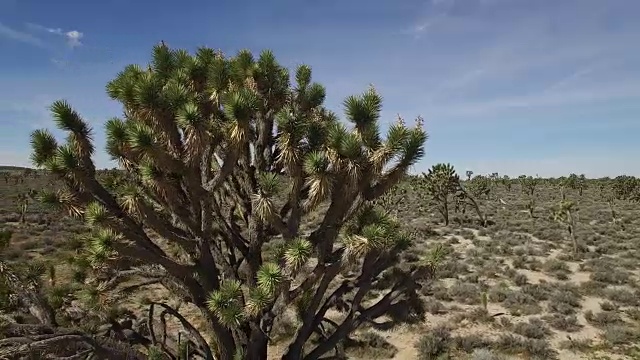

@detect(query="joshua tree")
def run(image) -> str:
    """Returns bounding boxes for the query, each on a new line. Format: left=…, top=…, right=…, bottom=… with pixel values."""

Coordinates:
left=518, top=175, right=539, bottom=196
left=612, top=175, right=639, bottom=200
left=600, top=183, right=623, bottom=230
left=465, top=170, right=473, bottom=181
left=551, top=200, right=579, bottom=254
left=15, top=194, right=29, bottom=224
left=569, top=174, right=587, bottom=196
left=525, top=196, right=536, bottom=219
left=422, top=163, right=459, bottom=226
left=28, top=43, right=431, bottom=360
left=499, top=175, right=511, bottom=192
left=15, top=190, right=37, bottom=224
left=467, top=175, right=491, bottom=200
left=421, top=164, right=486, bottom=227
left=456, top=182, right=487, bottom=227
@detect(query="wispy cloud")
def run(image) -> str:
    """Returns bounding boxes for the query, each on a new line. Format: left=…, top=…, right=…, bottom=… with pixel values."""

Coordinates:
left=0, top=21, right=84, bottom=50
left=26, top=22, right=84, bottom=47
left=0, top=22, right=46, bottom=48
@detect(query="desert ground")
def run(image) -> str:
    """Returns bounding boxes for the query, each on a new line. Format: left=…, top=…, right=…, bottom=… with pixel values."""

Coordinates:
left=1, top=167, right=639, bottom=360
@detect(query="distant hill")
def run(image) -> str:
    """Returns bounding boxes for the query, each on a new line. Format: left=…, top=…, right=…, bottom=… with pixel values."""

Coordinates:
left=0, top=166, right=32, bottom=171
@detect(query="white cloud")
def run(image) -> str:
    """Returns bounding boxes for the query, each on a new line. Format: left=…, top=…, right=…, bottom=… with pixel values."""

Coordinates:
left=64, top=30, right=83, bottom=47
left=0, top=22, right=46, bottom=47
left=25, top=22, right=84, bottom=47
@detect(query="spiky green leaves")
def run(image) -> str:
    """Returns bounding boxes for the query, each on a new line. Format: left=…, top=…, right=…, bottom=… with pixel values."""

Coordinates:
left=343, top=87, right=382, bottom=147
left=207, top=263, right=286, bottom=325
left=257, top=172, right=280, bottom=197
left=50, top=100, right=93, bottom=140
left=230, top=49, right=255, bottom=82
left=85, top=201, right=110, bottom=226
left=296, top=65, right=312, bottom=89
left=275, top=108, right=308, bottom=168
left=55, top=145, right=80, bottom=172
left=126, top=122, right=156, bottom=159
left=106, top=64, right=144, bottom=103
left=47, top=101, right=95, bottom=164
left=176, top=103, right=203, bottom=129
left=245, top=287, right=272, bottom=317
left=224, top=88, right=259, bottom=141
left=163, top=80, right=191, bottom=109
left=400, top=123, right=427, bottom=168
left=38, top=189, right=83, bottom=218
left=105, top=118, right=128, bottom=160
left=303, top=152, right=332, bottom=211
left=342, top=207, right=411, bottom=260
left=252, top=172, right=280, bottom=221
left=30, top=129, right=58, bottom=167
left=207, top=280, right=244, bottom=328
left=283, top=238, right=312, bottom=273
left=151, top=42, right=176, bottom=80
left=135, top=72, right=165, bottom=109
left=87, top=228, right=119, bottom=265
left=257, top=263, right=284, bottom=294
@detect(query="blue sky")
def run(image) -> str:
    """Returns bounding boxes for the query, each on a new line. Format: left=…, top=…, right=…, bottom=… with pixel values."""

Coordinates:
left=1, top=0, right=639, bottom=177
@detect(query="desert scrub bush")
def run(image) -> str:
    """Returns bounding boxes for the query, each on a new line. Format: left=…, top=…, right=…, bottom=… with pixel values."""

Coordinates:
left=438, top=259, right=471, bottom=279
left=432, top=282, right=453, bottom=302
left=512, top=273, right=528, bottom=286
left=602, top=325, right=640, bottom=346
left=584, top=310, right=624, bottom=327
left=450, top=307, right=494, bottom=324
left=625, top=308, right=640, bottom=321
left=600, top=301, right=618, bottom=312
left=603, top=288, right=640, bottom=306
left=451, top=333, right=493, bottom=353
left=415, top=326, right=452, bottom=360
left=591, top=267, right=631, bottom=285
left=521, top=283, right=551, bottom=301
left=503, top=291, right=541, bottom=316
left=345, top=331, right=397, bottom=359
left=469, top=349, right=505, bottom=360
left=424, top=298, right=446, bottom=315
left=494, top=334, right=558, bottom=359
left=547, top=286, right=582, bottom=315
left=559, top=338, right=593, bottom=353
left=488, top=284, right=510, bottom=303
left=541, top=313, right=582, bottom=332
left=580, top=280, right=607, bottom=296
left=512, top=318, right=552, bottom=339
left=449, top=282, right=483, bottom=305
left=542, top=259, right=571, bottom=280
left=478, top=262, right=502, bottom=279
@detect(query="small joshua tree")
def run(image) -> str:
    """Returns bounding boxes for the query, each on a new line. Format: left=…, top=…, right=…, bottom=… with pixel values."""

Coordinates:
left=600, top=183, right=623, bottom=230
left=28, top=43, right=431, bottom=360
left=499, top=175, right=511, bottom=192
left=422, top=164, right=459, bottom=226
left=526, top=196, right=536, bottom=219
left=518, top=175, right=539, bottom=196
left=422, top=164, right=486, bottom=227
left=465, top=170, right=473, bottom=181
left=612, top=175, right=639, bottom=201
left=467, top=175, right=491, bottom=200
left=551, top=200, right=579, bottom=254
left=575, top=174, right=587, bottom=196
left=15, top=190, right=37, bottom=224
